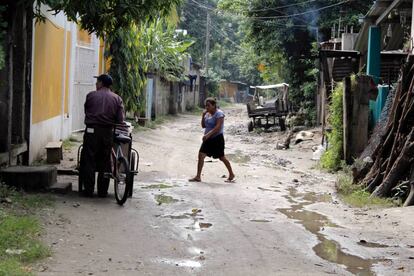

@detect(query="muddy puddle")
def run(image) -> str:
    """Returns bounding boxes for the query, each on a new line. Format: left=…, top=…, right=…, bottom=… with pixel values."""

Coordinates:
left=155, top=194, right=179, bottom=205
left=142, top=183, right=174, bottom=189
left=358, top=240, right=389, bottom=248
left=227, top=150, right=251, bottom=163
left=278, top=187, right=381, bottom=275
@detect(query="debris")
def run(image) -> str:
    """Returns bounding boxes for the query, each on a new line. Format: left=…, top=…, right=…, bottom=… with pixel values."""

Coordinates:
left=1, top=197, right=12, bottom=204
left=363, top=156, right=373, bottom=163
left=293, top=179, right=299, bottom=183
left=294, top=131, right=314, bottom=144
left=258, top=187, right=272, bottom=191
left=6, top=249, right=26, bottom=255
left=39, top=265, right=48, bottom=272
left=192, top=208, right=202, bottom=215
left=73, top=203, right=80, bottom=208
left=312, top=145, right=326, bottom=161
left=199, top=223, right=212, bottom=229
left=250, top=219, right=271, bottom=223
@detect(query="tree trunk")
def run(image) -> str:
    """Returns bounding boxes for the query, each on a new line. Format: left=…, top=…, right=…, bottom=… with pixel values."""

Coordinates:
left=372, top=129, right=414, bottom=197
left=403, top=182, right=414, bottom=207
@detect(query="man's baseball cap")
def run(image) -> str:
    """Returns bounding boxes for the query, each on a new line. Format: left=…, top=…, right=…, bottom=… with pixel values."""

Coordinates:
left=94, top=74, right=113, bottom=87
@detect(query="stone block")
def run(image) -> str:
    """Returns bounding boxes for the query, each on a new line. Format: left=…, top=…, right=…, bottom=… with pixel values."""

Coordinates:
left=0, top=166, right=57, bottom=192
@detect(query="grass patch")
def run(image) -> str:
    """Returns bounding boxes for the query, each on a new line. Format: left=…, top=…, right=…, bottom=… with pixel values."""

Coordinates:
left=0, top=184, right=53, bottom=275
left=218, top=100, right=232, bottom=108
left=62, top=135, right=81, bottom=150
left=0, top=259, right=29, bottom=276
left=62, top=139, right=76, bottom=151
left=186, top=106, right=204, bottom=115
left=0, top=216, right=50, bottom=262
left=336, top=173, right=396, bottom=208
left=320, top=82, right=344, bottom=172
left=131, top=115, right=172, bottom=132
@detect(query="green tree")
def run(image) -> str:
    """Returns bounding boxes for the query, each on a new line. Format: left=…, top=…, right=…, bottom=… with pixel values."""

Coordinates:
left=218, top=0, right=370, bottom=122
left=107, top=19, right=193, bottom=113
left=0, top=0, right=181, bottom=69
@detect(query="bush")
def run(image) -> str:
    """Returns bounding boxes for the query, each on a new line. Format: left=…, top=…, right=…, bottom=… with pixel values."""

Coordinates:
left=320, top=82, right=344, bottom=171
left=336, top=172, right=396, bottom=208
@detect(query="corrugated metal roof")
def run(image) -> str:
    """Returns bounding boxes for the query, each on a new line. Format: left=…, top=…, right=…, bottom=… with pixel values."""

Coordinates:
left=254, top=83, right=289, bottom=89
left=354, top=0, right=411, bottom=53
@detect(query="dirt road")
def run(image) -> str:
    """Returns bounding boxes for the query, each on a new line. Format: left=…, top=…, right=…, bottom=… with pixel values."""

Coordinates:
left=38, top=106, right=414, bottom=275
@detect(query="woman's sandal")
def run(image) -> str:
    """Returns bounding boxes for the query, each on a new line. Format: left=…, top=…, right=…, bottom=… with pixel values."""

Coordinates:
left=189, top=177, right=201, bottom=182
left=225, top=176, right=236, bottom=183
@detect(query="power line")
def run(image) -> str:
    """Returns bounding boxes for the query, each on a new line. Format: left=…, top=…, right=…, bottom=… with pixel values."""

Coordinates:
left=247, top=0, right=320, bottom=13
left=247, top=1, right=350, bottom=19
left=190, top=0, right=215, bottom=11
left=188, top=0, right=349, bottom=20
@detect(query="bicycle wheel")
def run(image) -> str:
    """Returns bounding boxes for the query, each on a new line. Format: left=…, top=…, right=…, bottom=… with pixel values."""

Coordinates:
left=127, top=153, right=136, bottom=197
left=114, top=156, right=130, bottom=205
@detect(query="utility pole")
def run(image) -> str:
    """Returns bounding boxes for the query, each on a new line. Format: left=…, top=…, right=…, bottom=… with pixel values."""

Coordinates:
left=204, top=12, right=211, bottom=75
left=219, top=43, right=223, bottom=73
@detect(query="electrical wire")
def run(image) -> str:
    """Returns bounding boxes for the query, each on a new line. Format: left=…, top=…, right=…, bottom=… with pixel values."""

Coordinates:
left=188, top=0, right=349, bottom=20
left=246, top=1, right=350, bottom=19
left=247, top=0, right=320, bottom=12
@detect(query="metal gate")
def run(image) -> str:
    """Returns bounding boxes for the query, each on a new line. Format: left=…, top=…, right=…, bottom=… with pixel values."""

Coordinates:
left=72, top=45, right=98, bottom=131
left=145, top=78, right=154, bottom=120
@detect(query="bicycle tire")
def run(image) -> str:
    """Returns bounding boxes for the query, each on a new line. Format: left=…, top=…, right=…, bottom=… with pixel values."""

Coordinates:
left=78, top=147, right=84, bottom=194
left=127, top=153, right=136, bottom=197
left=114, top=156, right=130, bottom=205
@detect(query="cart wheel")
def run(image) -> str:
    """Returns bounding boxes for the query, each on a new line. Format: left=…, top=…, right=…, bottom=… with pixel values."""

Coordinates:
left=78, top=147, right=84, bottom=194
left=279, top=117, right=287, bottom=132
left=127, top=153, right=136, bottom=197
left=114, top=157, right=130, bottom=205
left=78, top=172, right=83, bottom=194
left=248, top=121, right=254, bottom=132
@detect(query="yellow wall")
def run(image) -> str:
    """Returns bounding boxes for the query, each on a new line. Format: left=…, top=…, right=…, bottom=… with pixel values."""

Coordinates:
left=99, top=38, right=104, bottom=74
left=64, top=33, right=71, bottom=114
left=219, top=82, right=238, bottom=98
left=77, top=26, right=92, bottom=45
left=32, top=19, right=70, bottom=124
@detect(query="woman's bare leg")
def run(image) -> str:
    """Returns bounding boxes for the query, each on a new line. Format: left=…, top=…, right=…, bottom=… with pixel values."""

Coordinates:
left=219, top=156, right=235, bottom=181
left=190, top=152, right=207, bottom=182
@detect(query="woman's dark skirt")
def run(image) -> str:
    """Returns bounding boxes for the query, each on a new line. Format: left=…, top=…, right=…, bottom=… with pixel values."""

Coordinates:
left=200, top=134, right=225, bottom=159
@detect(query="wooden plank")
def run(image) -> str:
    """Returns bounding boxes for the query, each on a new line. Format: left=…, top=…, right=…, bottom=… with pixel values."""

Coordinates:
left=0, top=143, right=28, bottom=164
left=45, top=141, right=63, bottom=149
left=343, top=77, right=352, bottom=163
left=376, top=0, right=404, bottom=26
left=350, top=76, right=371, bottom=159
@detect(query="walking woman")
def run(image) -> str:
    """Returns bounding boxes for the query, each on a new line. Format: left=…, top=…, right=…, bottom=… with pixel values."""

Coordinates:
left=189, top=98, right=235, bottom=183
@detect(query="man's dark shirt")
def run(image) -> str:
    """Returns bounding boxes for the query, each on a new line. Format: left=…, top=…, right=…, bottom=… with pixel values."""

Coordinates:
left=84, top=87, right=125, bottom=127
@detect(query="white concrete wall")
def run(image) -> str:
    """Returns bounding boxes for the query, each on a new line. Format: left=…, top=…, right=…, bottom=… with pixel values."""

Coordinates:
left=342, top=33, right=359, bottom=51
left=154, top=76, right=170, bottom=117
left=29, top=4, right=100, bottom=163
left=29, top=116, right=62, bottom=162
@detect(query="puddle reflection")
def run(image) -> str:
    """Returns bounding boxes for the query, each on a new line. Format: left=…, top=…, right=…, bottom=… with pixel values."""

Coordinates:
left=278, top=188, right=380, bottom=275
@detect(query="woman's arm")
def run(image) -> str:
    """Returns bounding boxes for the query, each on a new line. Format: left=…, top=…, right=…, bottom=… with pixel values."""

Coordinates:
left=201, top=110, right=207, bottom=128
left=203, top=117, right=224, bottom=141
